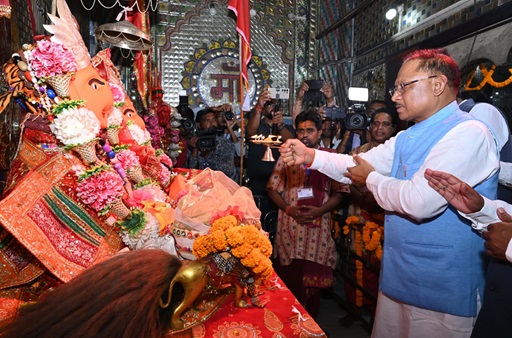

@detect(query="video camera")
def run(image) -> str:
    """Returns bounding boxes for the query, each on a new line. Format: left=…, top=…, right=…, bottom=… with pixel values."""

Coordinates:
left=320, top=87, right=371, bottom=130
left=323, top=105, right=369, bottom=130
left=345, top=104, right=370, bottom=130
left=192, top=127, right=224, bottom=151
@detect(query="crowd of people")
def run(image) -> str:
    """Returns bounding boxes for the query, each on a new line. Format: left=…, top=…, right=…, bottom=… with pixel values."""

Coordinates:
left=0, top=5, right=509, bottom=335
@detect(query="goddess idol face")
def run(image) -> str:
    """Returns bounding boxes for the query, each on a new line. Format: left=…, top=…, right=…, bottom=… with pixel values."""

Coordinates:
left=68, top=65, right=114, bottom=128
left=120, top=97, right=146, bottom=130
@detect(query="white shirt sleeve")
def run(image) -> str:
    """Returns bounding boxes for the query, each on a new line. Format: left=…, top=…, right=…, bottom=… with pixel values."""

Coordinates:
left=462, top=196, right=512, bottom=263
left=311, top=120, right=499, bottom=221
left=462, top=196, right=511, bottom=230
left=365, top=120, right=499, bottom=220
left=499, top=161, right=512, bottom=187
left=469, top=103, right=509, bottom=151
left=507, top=241, right=512, bottom=263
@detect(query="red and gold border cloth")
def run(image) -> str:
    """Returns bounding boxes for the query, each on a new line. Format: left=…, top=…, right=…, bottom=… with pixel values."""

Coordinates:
left=0, top=139, right=121, bottom=289
left=167, top=272, right=326, bottom=338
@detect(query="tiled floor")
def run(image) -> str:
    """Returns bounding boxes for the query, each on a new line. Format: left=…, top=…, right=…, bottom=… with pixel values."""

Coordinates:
left=315, top=291, right=371, bottom=338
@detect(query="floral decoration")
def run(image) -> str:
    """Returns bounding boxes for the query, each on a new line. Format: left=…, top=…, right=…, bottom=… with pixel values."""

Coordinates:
left=211, top=205, right=245, bottom=224
left=192, top=210, right=273, bottom=281
left=142, top=200, right=176, bottom=232
left=168, top=111, right=183, bottom=163
left=118, top=208, right=148, bottom=235
left=116, top=149, right=140, bottom=171
left=342, top=215, right=384, bottom=307
left=143, top=114, right=165, bottom=149
left=28, top=40, right=77, bottom=78
left=109, top=83, right=125, bottom=103
left=107, top=107, right=124, bottom=129
left=75, top=165, right=124, bottom=213
left=466, top=63, right=512, bottom=90
left=156, top=150, right=173, bottom=168
left=362, top=221, right=383, bottom=259
left=158, top=163, right=171, bottom=187
left=127, top=121, right=152, bottom=145
left=52, top=106, right=100, bottom=146
left=51, top=99, right=85, bottom=116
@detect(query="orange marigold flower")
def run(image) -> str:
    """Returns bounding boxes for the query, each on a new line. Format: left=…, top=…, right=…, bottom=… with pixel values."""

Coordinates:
left=241, top=249, right=259, bottom=268
left=375, top=245, right=383, bottom=260
left=192, top=235, right=213, bottom=259
left=211, top=230, right=228, bottom=251
left=240, top=225, right=260, bottom=244
left=211, top=215, right=238, bottom=233
left=225, top=226, right=244, bottom=247
left=345, top=215, right=362, bottom=225
left=258, top=237, right=273, bottom=257
left=231, top=242, right=252, bottom=259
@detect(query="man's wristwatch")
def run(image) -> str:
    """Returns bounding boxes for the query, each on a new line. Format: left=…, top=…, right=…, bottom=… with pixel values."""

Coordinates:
left=278, top=123, right=285, bottom=132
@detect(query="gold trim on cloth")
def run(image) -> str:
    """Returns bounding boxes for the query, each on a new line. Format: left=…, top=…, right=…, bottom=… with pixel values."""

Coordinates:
left=18, top=140, right=49, bottom=170
left=0, top=152, right=121, bottom=284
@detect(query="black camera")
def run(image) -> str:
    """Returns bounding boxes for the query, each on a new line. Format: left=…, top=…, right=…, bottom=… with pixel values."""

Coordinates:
left=344, top=104, right=370, bottom=130
left=224, top=111, right=234, bottom=121
left=324, top=107, right=346, bottom=120
left=303, top=80, right=325, bottom=102
left=195, top=128, right=223, bottom=151
left=182, top=118, right=196, bottom=133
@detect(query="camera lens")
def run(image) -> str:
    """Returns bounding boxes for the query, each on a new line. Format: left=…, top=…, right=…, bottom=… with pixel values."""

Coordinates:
left=349, top=115, right=364, bottom=128
left=183, top=119, right=195, bottom=132
left=225, top=111, right=234, bottom=120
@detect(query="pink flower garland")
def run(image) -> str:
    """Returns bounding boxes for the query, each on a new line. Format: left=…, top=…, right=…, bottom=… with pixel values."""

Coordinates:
left=143, top=115, right=165, bottom=150
left=211, top=206, right=246, bottom=224
left=109, top=83, right=125, bottom=103
left=116, top=149, right=140, bottom=170
left=29, top=40, right=77, bottom=78
left=76, top=170, right=124, bottom=211
left=158, top=153, right=173, bottom=168
left=158, top=163, right=171, bottom=186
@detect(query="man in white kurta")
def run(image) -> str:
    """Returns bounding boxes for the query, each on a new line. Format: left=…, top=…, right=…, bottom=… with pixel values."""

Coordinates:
left=278, top=49, right=500, bottom=338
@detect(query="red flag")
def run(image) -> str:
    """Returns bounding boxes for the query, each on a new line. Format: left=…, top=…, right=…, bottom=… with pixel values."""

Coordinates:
left=228, top=0, right=251, bottom=90
left=127, top=0, right=150, bottom=108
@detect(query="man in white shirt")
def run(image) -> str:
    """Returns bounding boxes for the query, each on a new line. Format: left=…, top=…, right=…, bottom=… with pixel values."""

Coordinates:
left=278, top=49, right=499, bottom=338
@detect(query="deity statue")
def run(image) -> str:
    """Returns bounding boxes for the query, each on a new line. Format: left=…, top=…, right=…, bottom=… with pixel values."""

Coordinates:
left=0, top=0, right=175, bottom=316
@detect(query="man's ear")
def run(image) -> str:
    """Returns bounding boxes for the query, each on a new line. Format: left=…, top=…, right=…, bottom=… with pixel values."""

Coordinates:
left=433, top=74, right=448, bottom=97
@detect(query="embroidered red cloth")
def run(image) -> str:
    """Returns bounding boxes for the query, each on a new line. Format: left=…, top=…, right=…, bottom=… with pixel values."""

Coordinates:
left=167, top=272, right=326, bottom=337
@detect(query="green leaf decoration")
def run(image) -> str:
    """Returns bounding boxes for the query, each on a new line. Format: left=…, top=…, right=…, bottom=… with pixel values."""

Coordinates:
left=117, top=208, right=147, bottom=235
left=52, top=99, right=86, bottom=115
left=78, top=164, right=110, bottom=181
left=134, top=178, right=157, bottom=189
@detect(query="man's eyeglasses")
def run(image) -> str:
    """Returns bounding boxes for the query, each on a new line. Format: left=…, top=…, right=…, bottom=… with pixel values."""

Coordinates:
left=389, top=75, right=437, bottom=97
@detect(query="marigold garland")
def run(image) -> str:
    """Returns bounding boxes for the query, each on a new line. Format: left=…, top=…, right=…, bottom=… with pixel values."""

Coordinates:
left=344, top=216, right=385, bottom=307
left=362, top=221, right=383, bottom=253
left=465, top=64, right=512, bottom=91
left=192, top=213, right=273, bottom=281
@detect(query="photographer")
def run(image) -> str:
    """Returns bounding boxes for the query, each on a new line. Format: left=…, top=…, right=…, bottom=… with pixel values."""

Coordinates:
left=338, top=100, right=388, bottom=154
left=213, top=104, right=245, bottom=182
left=293, top=80, right=336, bottom=126
left=186, top=108, right=236, bottom=179
left=246, top=85, right=295, bottom=225
left=213, top=103, right=241, bottom=152
left=174, top=104, right=195, bottom=168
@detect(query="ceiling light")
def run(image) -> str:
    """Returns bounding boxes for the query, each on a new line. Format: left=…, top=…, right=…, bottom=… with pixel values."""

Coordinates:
left=385, top=8, right=398, bottom=20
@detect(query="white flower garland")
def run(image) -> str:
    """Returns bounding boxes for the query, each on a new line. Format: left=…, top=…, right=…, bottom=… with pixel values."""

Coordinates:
left=52, top=107, right=100, bottom=145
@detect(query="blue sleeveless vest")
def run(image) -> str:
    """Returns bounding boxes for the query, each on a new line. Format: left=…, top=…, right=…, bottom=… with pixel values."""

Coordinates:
left=381, top=102, right=498, bottom=317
